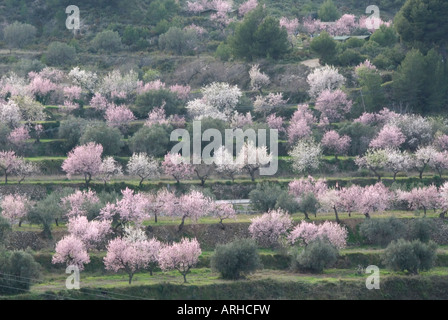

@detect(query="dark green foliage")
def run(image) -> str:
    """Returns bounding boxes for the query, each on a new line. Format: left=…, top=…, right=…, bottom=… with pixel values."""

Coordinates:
left=310, top=31, right=337, bottom=65
left=359, top=217, right=406, bottom=247
left=0, top=216, right=12, bottom=246
left=249, top=183, right=284, bottom=212
left=134, top=89, right=184, bottom=118
left=395, top=0, right=448, bottom=52
left=147, top=0, right=179, bottom=25
left=45, top=42, right=76, bottom=66
left=128, top=124, right=171, bottom=157
left=339, top=122, right=376, bottom=156
left=291, top=238, right=338, bottom=273
left=58, top=117, right=90, bottom=152
left=369, top=25, right=397, bottom=47
left=382, top=239, right=437, bottom=274
left=407, top=218, right=436, bottom=243
left=393, top=49, right=447, bottom=114
left=355, top=65, right=384, bottom=112
left=229, top=6, right=289, bottom=61
left=158, top=27, right=199, bottom=55
left=318, top=0, right=340, bottom=21
left=337, top=48, right=365, bottom=66
left=211, top=238, right=261, bottom=280
left=275, top=191, right=300, bottom=214
left=79, top=122, right=124, bottom=156
left=27, top=188, right=74, bottom=239
left=0, top=250, right=41, bottom=295
left=297, top=192, right=319, bottom=220
left=215, top=42, right=232, bottom=61
left=3, top=21, right=36, bottom=50
left=122, top=26, right=150, bottom=51
left=91, top=30, right=122, bottom=53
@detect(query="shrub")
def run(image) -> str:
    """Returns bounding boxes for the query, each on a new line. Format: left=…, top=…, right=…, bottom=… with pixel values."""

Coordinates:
left=211, top=238, right=261, bottom=280
left=249, top=183, right=284, bottom=212
left=291, top=238, right=338, bottom=273
left=128, top=124, right=171, bottom=157
left=275, top=191, right=300, bottom=214
left=0, top=216, right=11, bottom=246
left=215, top=42, right=232, bottom=61
left=91, top=30, right=122, bottom=53
left=79, top=122, right=124, bottom=156
left=382, top=239, right=437, bottom=274
left=0, top=250, right=41, bottom=295
left=3, top=21, right=37, bottom=50
left=408, top=218, right=436, bottom=243
left=58, top=117, right=89, bottom=152
left=158, top=27, right=198, bottom=55
left=45, top=42, right=76, bottom=66
left=134, top=90, right=183, bottom=118
left=359, top=217, right=406, bottom=247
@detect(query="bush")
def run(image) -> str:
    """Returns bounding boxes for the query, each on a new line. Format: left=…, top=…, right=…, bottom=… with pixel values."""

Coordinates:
left=58, top=117, right=89, bottom=152
left=408, top=218, right=436, bottom=243
left=91, top=30, right=122, bottom=53
left=318, top=0, right=340, bottom=21
left=158, top=27, right=198, bottom=55
left=45, top=42, right=76, bottom=66
left=134, top=90, right=184, bottom=118
left=275, top=191, right=300, bottom=214
left=249, top=183, right=284, bottom=212
left=128, top=124, right=171, bottom=157
left=3, top=21, right=37, bottom=50
left=0, top=250, right=41, bottom=295
left=291, top=238, right=338, bottom=273
left=211, top=238, right=262, bottom=280
left=215, top=42, right=232, bottom=61
left=382, top=239, right=437, bottom=274
left=359, top=217, right=406, bottom=247
left=79, top=122, right=124, bottom=156
left=0, top=216, right=12, bottom=246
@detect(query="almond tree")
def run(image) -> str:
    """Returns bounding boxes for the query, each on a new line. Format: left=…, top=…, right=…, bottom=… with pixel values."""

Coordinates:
left=249, top=64, right=270, bottom=94
left=209, top=202, right=237, bottom=229
left=288, top=139, right=322, bottom=174
left=98, top=156, right=123, bottom=185
left=99, top=188, right=151, bottom=229
left=321, top=130, right=351, bottom=159
left=369, top=125, right=405, bottom=149
left=0, top=151, right=22, bottom=184
left=104, top=227, right=157, bottom=284
left=306, top=65, right=345, bottom=99
left=384, top=149, right=414, bottom=180
left=398, top=185, right=441, bottom=217
left=201, top=82, right=242, bottom=119
left=214, top=145, right=243, bottom=182
left=315, top=89, right=352, bottom=124
left=355, top=148, right=388, bottom=181
left=61, top=142, right=103, bottom=187
left=248, top=209, right=293, bottom=248
left=288, top=221, right=348, bottom=249
left=338, top=185, right=363, bottom=217
left=158, top=237, right=202, bottom=283
left=358, top=183, right=391, bottom=218
left=176, top=191, right=211, bottom=231
left=162, top=153, right=194, bottom=184
left=317, top=188, right=342, bottom=222
left=238, top=0, right=258, bottom=16
left=14, top=160, right=40, bottom=184
left=0, top=194, right=29, bottom=226
left=52, top=235, right=90, bottom=271
left=414, top=145, right=438, bottom=179
left=236, top=140, right=272, bottom=181
left=287, top=105, right=316, bottom=144
left=104, top=104, right=136, bottom=132
left=430, top=151, right=448, bottom=178
left=67, top=216, right=112, bottom=250
left=266, top=114, right=285, bottom=133
left=127, top=153, right=159, bottom=187
left=61, top=189, right=100, bottom=218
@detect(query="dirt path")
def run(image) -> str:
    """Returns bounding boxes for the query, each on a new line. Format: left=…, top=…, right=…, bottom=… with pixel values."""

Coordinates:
left=300, top=58, right=320, bottom=68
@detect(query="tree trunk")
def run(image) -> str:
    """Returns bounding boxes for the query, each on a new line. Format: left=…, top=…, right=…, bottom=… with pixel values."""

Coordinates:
left=423, top=207, right=427, bottom=217
left=439, top=210, right=447, bottom=219
left=303, top=211, right=310, bottom=220
left=19, top=220, right=22, bottom=227
left=55, top=218, right=59, bottom=227
left=154, top=212, right=158, bottom=223
left=219, top=219, right=225, bottom=230
left=178, top=216, right=186, bottom=232
left=139, top=177, right=144, bottom=187
left=364, top=212, right=371, bottom=219
left=4, top=171, right=7, bottom=184
left=183, top=273, right=187, bottom=283
left=333, top=206, right=340, bottom=223
left=128, top=273, right=134, bottom=284
left=85, top=173, right=91, bottom=188
left=393, top=172, right=397, bottom=181
left=149, top=269, right=153, bottom=276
